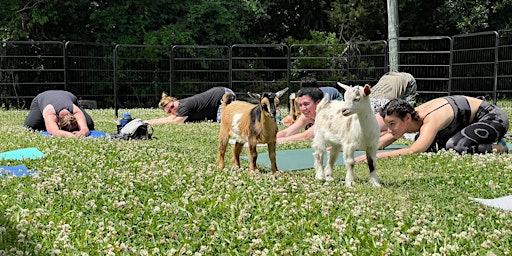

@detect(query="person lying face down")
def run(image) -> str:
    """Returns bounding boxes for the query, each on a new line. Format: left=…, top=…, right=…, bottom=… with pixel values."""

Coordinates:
left=355, top=95, right=509, bottom=162
left=24, top=90, right=94, bottom=137
left=146, top=87, right=236, bottom=124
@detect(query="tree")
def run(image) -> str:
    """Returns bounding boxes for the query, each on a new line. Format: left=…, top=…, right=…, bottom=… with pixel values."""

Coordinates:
left=434, top=0, right=512, bottom=34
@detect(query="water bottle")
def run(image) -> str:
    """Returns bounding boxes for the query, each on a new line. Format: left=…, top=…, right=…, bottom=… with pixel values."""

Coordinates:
left=120, top=113, right=132, bottom=126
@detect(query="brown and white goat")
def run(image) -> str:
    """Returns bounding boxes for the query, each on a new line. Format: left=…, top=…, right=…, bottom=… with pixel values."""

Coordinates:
left=217, top=88, right=288, bottom=173
left=312, top=82, right=380, bottom=187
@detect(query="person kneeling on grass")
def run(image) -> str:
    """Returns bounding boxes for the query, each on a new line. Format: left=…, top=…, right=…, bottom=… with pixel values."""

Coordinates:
left=146, top=87, right=236, bottom=124
left=355, top=96, right=509, bottom=162
left=24, top=90, right=94, bottom=137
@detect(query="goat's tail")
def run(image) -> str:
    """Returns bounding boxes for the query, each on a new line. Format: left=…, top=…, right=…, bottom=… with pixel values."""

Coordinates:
left=220, top=92, right=234, bottom=108
left=315, top=92, right=331, bottom=111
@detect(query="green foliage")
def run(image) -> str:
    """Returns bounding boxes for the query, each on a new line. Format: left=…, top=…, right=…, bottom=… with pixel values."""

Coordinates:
left=2, top=0, right=512, bottom=48
left=328, top=0, right=387, bottom=41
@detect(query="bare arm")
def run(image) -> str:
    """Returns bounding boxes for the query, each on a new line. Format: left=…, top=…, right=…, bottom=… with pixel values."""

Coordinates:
left=71, top=105, right=90, bottom=137
left=146, top=115, right=188, bottom=124
left=42, top=105, right=74, bottom=137
left=276, top=114, right=315, bottom=143
left=374, top=117, right=440, bottom=159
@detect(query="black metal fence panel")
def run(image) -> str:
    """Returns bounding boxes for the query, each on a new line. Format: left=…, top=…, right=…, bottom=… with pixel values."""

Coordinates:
left=113, top=44, right=171, bottom=111
left=171, top=45, right=231, bottom=98
left=65, top=41, right=115, bottom=108
left=2, top=30, right=512, bottom=110
left=498, top=29, right=512, bottom=100
left=289, top=44, right=348, bottom=93
left=451, top=31, right=499, bottom=100
left=231, top=44, right=289, bottom=96
left=344, top=40, right=388, bottom=86
left=0, top=41, right=65, bottom=108
left=398, top=36, right=452, bottom=102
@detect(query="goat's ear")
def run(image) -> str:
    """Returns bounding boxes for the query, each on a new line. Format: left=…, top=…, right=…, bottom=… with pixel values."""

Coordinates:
left=363, top=84, right=371, bottom=96
left=337, top=82, right=350, bottom=91
left=248, top=92, right=261, bottom=100
left=275, top=87, right=289, bottom=99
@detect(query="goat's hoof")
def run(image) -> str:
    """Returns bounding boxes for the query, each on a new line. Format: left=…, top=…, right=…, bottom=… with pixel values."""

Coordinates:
left=345, top=182, right=353, bottom=188
left=325, top=176, right=334, bottom=182
left=315, top=174, right=324, bottom=181
left=370, top=181, right=381, bottom=187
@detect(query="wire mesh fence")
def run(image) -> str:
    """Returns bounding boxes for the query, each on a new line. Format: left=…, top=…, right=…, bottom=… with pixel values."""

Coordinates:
left=1, top=29, right=512, bottom=110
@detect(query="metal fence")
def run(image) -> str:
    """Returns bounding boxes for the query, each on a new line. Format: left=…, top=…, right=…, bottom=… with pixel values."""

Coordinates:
left=1, top=29, right=512, bottom=111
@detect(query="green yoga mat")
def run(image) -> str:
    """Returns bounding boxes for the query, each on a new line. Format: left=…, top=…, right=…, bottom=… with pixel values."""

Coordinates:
left=241, top=145, right=408, bottom=171
left=242, top=143, right=512, bottom=171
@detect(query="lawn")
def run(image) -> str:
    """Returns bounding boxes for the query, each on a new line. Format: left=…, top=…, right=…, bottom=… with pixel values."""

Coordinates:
left=1, top=107, right=511, bottom=255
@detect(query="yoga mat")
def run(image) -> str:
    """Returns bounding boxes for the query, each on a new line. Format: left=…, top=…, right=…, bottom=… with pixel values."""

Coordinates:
left=469, top=195, right=512, bottom=211
left=0, top=165, right=38, bottom=177
left=241, top=145, right=408, bottom=171
left=0, top=148, right=45, bottom=161
left=40, top=130, right=109, bottom=138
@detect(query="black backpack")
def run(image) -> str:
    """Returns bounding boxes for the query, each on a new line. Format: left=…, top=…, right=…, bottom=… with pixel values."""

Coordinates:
left=111, top=119, right=154, bottom=140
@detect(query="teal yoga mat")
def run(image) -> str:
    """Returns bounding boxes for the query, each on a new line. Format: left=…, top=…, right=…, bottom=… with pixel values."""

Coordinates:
left=241, top=145, right=408, bottom=171
left=0, top=147, right=45, bottom=161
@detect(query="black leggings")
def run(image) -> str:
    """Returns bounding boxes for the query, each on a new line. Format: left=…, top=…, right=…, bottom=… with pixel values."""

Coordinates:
left=444, top=101, right=509, bottom=154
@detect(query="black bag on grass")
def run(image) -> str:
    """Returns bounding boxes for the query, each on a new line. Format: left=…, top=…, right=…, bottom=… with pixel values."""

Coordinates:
left=111, top=118, right=154, bottom=140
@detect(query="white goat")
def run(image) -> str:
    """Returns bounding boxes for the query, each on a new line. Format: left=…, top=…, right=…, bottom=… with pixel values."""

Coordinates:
left=312, top=82, right=380, bottom=187
left=217, top=88, right=288, bottom=173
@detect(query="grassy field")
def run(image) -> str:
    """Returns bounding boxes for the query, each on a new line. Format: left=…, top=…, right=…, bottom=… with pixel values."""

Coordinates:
left=1, top=107, right=511, bottom=255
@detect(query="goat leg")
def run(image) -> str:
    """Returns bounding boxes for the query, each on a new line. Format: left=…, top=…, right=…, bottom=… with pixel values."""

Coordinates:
left=267, top=142, right=278, bottom=173
left=247, top=143, right=258, bottom=171
left=343, top=148, right=356, bottom=187
left=366, top=147, right=381, bottom=187
left=231, top=142, right=244, bottom=170
left=217, top=137, right=229, bottom=169
left=325, top=144, right=341, bottom=182
left=313, top=149, right=325, bottom=180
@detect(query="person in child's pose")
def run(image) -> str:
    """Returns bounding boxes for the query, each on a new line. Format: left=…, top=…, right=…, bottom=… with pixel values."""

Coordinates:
left=355, top=96, right=509, bottom=162
left=24, top=90, right=94, bottom=137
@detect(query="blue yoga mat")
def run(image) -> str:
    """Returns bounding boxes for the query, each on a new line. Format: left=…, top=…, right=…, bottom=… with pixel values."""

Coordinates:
left=40, top=130, right=108, bottom=138
left=0, top=165, right=38, bottom=177
left=241, top=145, right=408, bottom=171
left=0, top=147, right=45, bottom=161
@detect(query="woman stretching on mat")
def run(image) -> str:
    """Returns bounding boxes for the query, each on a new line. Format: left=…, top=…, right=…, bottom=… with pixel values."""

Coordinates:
left=276, top=86, right=324, bottom=143
left=146, top=87, right=236, bottom=124
left=355, top=96, right=510, bottom=162
left=24, top=90, right=94, bottom=137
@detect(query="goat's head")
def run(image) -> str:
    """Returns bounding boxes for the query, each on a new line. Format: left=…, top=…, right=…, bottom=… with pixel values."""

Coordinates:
left=337, top=82, right=371, bottom=116
left=248, top=87, right=289, bottom=118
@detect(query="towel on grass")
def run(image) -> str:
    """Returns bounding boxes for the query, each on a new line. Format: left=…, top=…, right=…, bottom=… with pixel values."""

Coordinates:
left=40, top=130, right=109, bottom=138
left=0, top=147, right=45, bottom=161
left=469, top=195, right=512, bottom=211
left=0, top=165, right=38, bottom=177
left=228, top=139, right=267, bottom=147
left=241, top=145, right=408, bottom=171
